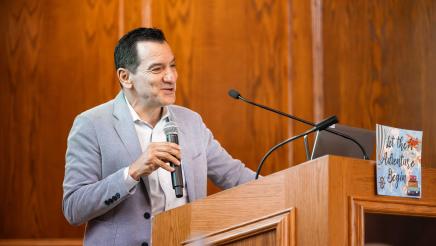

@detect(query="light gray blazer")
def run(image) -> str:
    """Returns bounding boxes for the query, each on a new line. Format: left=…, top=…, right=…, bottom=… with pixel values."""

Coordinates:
left=62, top=91, right=255, bottom=246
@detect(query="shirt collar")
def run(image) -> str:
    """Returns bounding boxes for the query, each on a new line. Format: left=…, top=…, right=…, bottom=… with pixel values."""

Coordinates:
left=124, top=95, right=169, bottom=125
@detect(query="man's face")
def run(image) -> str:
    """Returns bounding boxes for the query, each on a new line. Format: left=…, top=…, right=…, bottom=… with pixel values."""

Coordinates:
left=128, top=41, right=177, bottom=108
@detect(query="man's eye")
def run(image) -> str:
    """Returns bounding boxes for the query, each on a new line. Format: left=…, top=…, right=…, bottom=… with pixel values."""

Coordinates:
left=150, top=67, right=164, bottom=73
left=170, top=63, right=177, bottom=68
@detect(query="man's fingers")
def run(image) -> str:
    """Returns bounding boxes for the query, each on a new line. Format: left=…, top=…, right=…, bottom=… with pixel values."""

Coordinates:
left=145, top=142, right=181, bottom=174
left=155, top=159, right=175, bottom=172
left=151, top=143, right=181, bottom=161
left=155, top=151, right=181, bottom=165
left=151, top=142, right=180, bottom=150
left=167, top=142, right=181, bottom=150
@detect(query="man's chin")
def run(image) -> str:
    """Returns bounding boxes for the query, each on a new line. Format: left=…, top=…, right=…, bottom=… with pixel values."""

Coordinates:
left=161, top=98, right=176, bottom=106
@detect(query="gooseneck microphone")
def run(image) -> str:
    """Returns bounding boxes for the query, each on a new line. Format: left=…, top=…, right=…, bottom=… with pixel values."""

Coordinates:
left=163, top=119, right=184, bottom=198
left=255, top=115, right=338, bottom=179
left=228, top=89, right=314, bottom=126
left=228, top=89, right=369, bottom=160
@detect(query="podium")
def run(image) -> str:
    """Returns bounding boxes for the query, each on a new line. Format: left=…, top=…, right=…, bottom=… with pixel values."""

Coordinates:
left=152, top=156, right=436, bottom=245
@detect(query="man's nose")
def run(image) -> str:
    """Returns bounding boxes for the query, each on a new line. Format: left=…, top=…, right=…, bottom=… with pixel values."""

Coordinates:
left=163, top=69, right=177, bottom=82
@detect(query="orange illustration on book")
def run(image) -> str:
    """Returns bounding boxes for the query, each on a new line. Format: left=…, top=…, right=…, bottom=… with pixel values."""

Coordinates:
left=406, top=135, right=419, bottom=149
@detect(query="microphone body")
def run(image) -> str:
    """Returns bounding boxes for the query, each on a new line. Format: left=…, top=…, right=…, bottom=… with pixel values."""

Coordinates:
left=164, top=120, right=184, bottom=198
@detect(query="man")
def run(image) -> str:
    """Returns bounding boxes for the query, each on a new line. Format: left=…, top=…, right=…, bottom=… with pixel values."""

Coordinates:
left=62, top=27, right=255, bottom=246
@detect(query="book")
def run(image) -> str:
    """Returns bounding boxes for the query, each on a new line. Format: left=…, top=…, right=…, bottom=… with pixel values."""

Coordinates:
left=376, top=124, right=423, bottom=198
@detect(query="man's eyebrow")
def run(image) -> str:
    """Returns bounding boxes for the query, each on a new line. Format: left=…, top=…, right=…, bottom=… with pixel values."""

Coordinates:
left=147, top=62, right=164, bottom=69
left=146, top=58, right=176, bottom=69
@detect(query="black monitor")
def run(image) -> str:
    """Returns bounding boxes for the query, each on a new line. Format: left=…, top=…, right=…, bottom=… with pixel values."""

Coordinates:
left=310, top=124, right=376, bottom=160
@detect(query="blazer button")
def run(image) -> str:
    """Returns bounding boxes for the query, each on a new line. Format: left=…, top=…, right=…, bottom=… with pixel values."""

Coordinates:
left=116, top=193, right=120, bottom=198
left=108, top=198, right=113, bottom=203
left=104, top=200, right=109, bottom=205
left=112, top=195, right=117, bottom=201
left=143, top=212, right=151, bottom=219
left=141, top=242, right=148, bottom=246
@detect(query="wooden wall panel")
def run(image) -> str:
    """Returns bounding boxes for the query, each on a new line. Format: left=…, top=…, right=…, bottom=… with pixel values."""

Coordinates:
left=1, top=0, right=434, bottom=241
left=0, top=0, right=143, bottom=239
left=120, top=0, right=151, bottom=34
left=151, top=0, right=292, bottom=193
left=0, top=0, right=291, bottom=239
left=319, top=0, right=436, bottom=167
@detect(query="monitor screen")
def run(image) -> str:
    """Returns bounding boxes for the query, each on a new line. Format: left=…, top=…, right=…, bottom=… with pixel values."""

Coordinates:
left=310, top=124, right=376, bottom=160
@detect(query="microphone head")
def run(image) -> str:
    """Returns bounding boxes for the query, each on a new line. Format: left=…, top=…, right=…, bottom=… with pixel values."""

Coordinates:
left=315, top=115, right=339, bottom=131
left=228, top=89, right=241, bottom=99
left=163, top=120, right=178, bottom=135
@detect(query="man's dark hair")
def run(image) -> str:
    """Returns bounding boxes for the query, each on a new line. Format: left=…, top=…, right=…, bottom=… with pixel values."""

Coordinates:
left=114, top=27, right=166, bottom=73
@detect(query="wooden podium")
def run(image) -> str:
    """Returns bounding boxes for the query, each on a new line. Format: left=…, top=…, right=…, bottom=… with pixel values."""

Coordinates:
left=152, top=156, right=436, bottom=245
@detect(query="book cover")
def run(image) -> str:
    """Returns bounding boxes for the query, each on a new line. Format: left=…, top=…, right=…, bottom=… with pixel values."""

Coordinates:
left=376, top=124, right=422, bottom=198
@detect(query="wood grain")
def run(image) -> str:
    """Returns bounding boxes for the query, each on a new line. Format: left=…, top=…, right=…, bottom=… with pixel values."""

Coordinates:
left=151, top=0, right=292, bottom=193
left=288, top=0, right=317, bottom=165
left=152, top=156, right=436, bottom=245
left=0, top=239, right=82, bottom=246
left=350, top=198, right=436, bottom=245
left=120, top=0, right=151, bottom=34
left=0, top=0, right=134, bottom=239
left=320, top=0, right=436, bottom=167
left=1, top=0, right=435, bottom=242
left=183, top=209, right=294, bottom=246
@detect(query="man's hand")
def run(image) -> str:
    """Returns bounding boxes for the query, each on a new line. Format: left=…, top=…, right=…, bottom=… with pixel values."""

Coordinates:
left=128, top=142, right=181, bottom=181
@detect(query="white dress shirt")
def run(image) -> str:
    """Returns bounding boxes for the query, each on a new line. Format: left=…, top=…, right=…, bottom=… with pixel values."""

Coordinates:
left=122, top=97, right=187, bottom=215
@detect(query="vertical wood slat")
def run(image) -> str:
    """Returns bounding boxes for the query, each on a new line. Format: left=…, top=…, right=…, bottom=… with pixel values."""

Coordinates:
left=288, top=0, right=316, bottom=165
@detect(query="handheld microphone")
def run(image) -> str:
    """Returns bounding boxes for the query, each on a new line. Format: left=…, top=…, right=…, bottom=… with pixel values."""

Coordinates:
left=163, top=119, right=184, bottom=198
left=255, top=115, right=338, bottom=179
left=228, top=89, right=369, bottom=160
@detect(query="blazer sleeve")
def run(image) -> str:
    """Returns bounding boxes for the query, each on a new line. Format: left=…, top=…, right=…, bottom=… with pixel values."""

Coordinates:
left=198, top=116, right=256, bottom=189
left=62, top=115, right=130, bottom=226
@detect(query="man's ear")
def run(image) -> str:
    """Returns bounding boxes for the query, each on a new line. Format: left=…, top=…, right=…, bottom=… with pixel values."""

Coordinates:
left=117, top=68, right=133, bottom=89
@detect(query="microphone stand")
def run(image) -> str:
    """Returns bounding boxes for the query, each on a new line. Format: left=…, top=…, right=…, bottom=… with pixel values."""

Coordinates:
left=229, top=89, right=369, bottom=160
left=303, top=135, right=311, bottom=160
left=255, top=115, right=338, bottom=179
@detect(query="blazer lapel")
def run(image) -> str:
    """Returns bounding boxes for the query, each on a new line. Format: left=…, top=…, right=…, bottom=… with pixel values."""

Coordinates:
left=112, top=91, right=142, bottom=163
